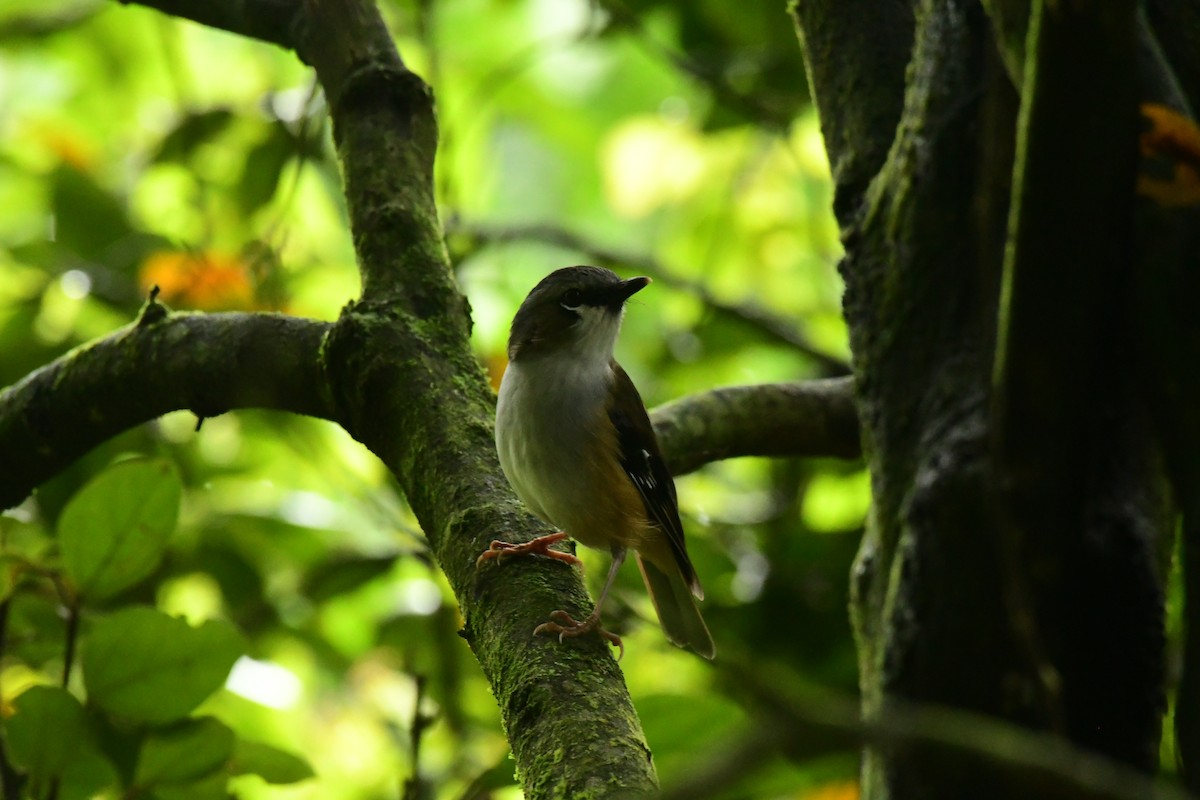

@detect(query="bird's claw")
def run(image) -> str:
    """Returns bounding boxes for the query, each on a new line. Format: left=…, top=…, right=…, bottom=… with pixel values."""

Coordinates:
left=475, top=532, right=584, bottom=569
left=534, top=610, right=624, bottom=661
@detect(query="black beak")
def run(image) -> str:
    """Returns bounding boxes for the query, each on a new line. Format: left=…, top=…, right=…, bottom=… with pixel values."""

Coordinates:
left=608, top=276, right=650, bottom=307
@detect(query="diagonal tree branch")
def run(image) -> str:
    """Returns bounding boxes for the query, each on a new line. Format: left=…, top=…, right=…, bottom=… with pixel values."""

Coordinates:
left=118, top=0, right=301, bottom=50
left=297, top=5, right=655, bottom=787
left=0, top=307, right=333, bottom=509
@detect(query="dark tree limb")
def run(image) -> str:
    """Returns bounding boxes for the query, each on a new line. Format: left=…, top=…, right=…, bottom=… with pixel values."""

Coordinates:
left=118, top=0, right=301, bottom=50
left=990, top=0, right=1167, bottom=765
left=790, top=0, right=914, bottom=223
left=0, top=310, right=333, bottom=509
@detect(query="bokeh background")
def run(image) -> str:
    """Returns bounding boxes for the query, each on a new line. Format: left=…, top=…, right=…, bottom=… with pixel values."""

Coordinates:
left=0, top=0, right=866, bottom=797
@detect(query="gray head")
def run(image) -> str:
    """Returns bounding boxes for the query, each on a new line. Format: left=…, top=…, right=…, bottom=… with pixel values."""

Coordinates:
left=507, top=266, right=650, bottom=362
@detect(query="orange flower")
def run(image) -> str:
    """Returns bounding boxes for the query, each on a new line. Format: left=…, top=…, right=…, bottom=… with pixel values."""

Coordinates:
left=139, top=250, right=255, bottom=310
left=803, top=780, right=859, bottom=800
left=1138, top=103, right=1200, bottom=207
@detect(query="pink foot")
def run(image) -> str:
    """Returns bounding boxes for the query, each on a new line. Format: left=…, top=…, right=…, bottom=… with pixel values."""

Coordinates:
left=534, top=609, right=624, bottom=660
left=475, top=531, right=583, bottom=569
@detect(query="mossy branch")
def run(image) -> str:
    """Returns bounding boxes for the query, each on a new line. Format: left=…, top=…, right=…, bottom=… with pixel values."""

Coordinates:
left=0, top=310, right=332, bottom=509
left=652, top=377, right=860, bottom=476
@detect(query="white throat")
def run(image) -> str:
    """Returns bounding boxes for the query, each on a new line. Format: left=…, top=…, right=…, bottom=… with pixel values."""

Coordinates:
left=503, top=303, right=623, bottom=410
left=563, top=304, right=623, bottom=367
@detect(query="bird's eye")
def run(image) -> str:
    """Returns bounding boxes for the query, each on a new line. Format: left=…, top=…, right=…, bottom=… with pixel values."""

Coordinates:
left=560, top=289, right=583, bottom=311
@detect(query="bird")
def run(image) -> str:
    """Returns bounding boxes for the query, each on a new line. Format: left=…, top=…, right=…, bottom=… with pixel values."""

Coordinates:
left=477, top=265, right=714, bottom=660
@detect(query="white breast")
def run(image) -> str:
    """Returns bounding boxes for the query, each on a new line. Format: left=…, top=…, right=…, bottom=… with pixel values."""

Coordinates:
left=495, top=353, right=613, bottom=545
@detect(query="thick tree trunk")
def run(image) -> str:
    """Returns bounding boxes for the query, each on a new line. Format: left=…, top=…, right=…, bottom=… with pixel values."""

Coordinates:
left=795, top=0, right=1182, bottom=796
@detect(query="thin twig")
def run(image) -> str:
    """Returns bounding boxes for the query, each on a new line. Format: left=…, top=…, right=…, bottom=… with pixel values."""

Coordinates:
left=446, top=219, right=851, bottom=376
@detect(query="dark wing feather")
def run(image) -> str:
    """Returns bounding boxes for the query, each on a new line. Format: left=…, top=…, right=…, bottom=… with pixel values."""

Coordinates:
left=607, top=362, right=699, bottom=592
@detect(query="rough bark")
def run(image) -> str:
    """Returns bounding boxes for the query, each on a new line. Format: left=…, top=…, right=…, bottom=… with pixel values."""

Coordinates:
left=794, top=0, right=1177, bottom=797
left=652, top=377, right=861, bottom=475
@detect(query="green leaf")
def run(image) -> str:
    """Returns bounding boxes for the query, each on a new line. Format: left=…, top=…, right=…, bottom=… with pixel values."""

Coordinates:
left=5, top=686, right=120, bottom=799
left=58, top=458, right=182, bottom=601
left=152, top=108, right=235, bottom=163
left=229, top=739, right=315, bottom=784
left=0, top=517, right=49, bottom=600
left=149, top=771, right=230, bottom=800
left=0, top=555, right=18, bottom=601
left=1, top=514, right=50, bottom=555
left=237, top=124, right=295, bottom=215
left=5, top=686, right=90, bottom=784
left=50, top=164, right=132, bottom=261
left=301, top=555, right=396, bottom=602
left=134, top=717, right=235, bottom=787
left=83, top=607, right=244, bottom=724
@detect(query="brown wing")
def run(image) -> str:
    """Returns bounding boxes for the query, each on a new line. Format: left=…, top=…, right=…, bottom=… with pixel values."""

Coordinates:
left=607, top=361, right=701, bottom=596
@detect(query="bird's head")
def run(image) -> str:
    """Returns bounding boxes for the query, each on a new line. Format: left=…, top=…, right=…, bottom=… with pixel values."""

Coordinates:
left=507, top=266, right=650, bottom=363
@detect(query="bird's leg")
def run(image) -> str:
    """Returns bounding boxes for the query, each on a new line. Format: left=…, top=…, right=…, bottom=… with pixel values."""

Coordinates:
left=475, top=531, right=583, bottom=569
left=534, top=547, right=627, bottom=659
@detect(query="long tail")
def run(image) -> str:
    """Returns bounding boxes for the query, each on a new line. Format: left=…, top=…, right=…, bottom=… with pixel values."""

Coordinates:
left=636, top=554, right=715, bottom=660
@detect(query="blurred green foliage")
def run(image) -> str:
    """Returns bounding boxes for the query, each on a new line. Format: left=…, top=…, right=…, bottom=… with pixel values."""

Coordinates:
left=0, top=0, right=862, bottom=797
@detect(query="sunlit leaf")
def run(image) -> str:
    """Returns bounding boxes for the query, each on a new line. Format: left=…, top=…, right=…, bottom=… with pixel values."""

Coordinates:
left=229, top=739, right=315, bottom=784
left=152, top=108, right=236, bottom=163
left=58, top=458, right=182, bottom=601
left=50, top=164, right=132, bottom=261
left=639, top=692, right=748, bottom=785
left=82, top=607, right=243, bottom=723
left=0, top=517, right=51, bottom=601
left=237, top=124, right=296, bottom=215
left=301, top=554, right=396, bottom=602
